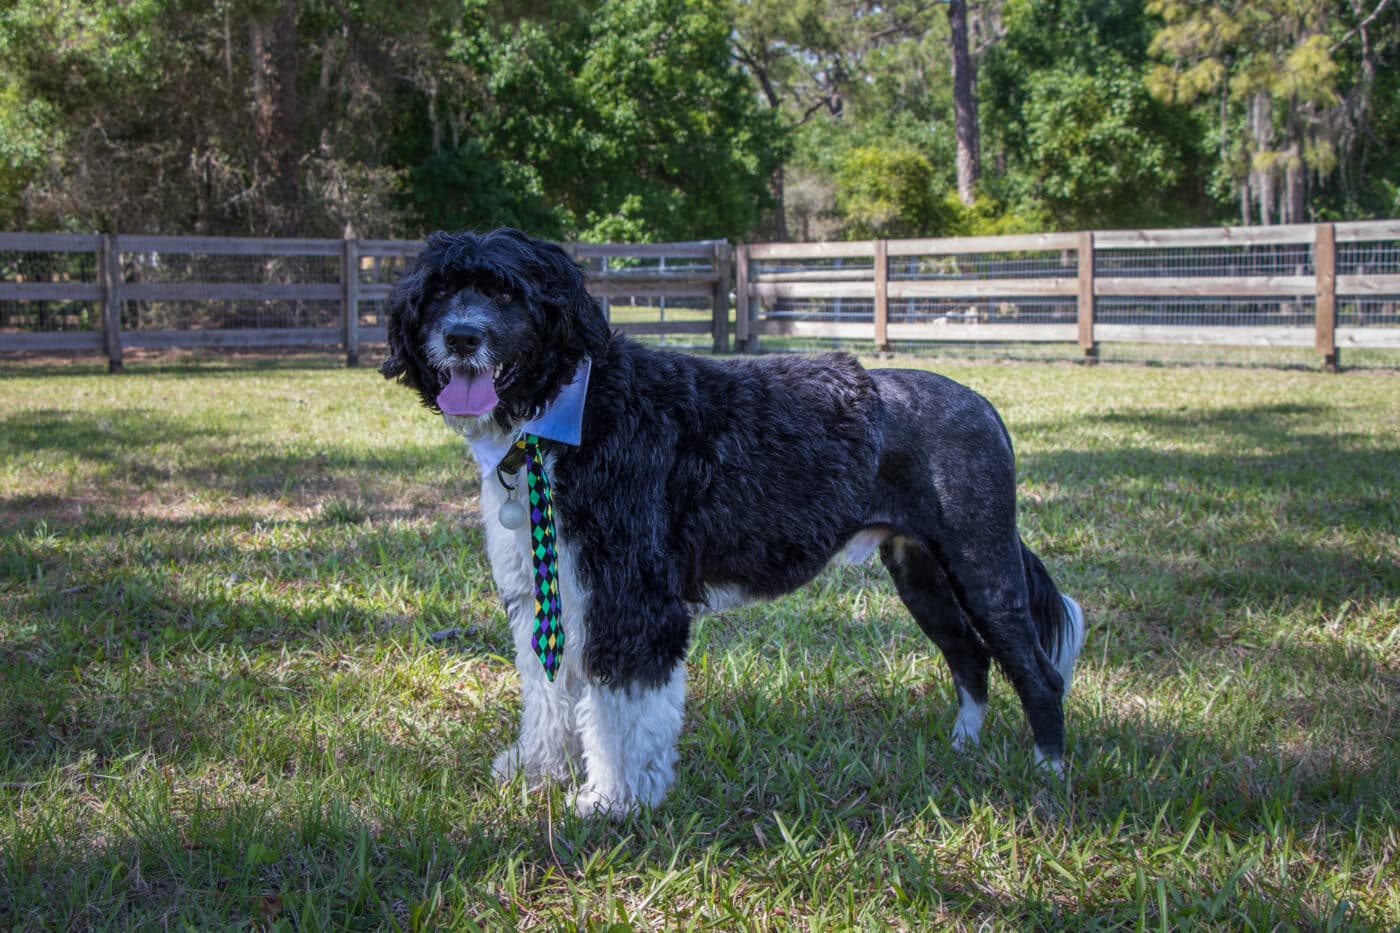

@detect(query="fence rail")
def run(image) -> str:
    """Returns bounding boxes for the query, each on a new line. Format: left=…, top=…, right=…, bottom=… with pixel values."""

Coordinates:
left=0, top=234, right=731, bottom=371
left=4, top=223, right=1398, bottom=370
left=734, top=220, right=1400, bottom=369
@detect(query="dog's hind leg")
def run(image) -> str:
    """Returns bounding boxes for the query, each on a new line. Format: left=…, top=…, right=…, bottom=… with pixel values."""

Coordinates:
left=942, top=536, right=1070, bottom=771
left=881, top=538, right=991, bottom=749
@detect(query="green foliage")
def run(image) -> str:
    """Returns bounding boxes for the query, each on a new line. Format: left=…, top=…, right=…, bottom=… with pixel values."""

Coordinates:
left=1142, top=0, right=1396, bottom=222
left=568, top=0, right=785, bottom=240
left=1, top=0, right=1396, bottom=237
left=834, top=145, right=951, bottom=238
left=1017, top=67, right=1192, bottom=228
left=981, top=0, right=1214, bottom=229
left=404, top=143, right=568, bottom=238
left=0, top=0, right=782, bottom=240
left=942, top=193, right=1048, bottom=237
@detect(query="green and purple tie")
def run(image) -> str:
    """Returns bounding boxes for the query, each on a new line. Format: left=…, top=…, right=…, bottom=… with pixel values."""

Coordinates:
left=518, top=434, right=564, bottom=681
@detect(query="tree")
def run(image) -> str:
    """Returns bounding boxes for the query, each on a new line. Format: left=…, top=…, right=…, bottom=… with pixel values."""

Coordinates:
left=0, top=0, right=785, bottom=241
left=834, top=144, right=952, bottom=237
left=729, top=0, right=941, bottom=238
left=948, top=0, right=980, bottom=205
left=1146, top=0, right=1398, bottom=224
left=454, top=0, right=784, bottom=241
left=981, top=0, right=1212, bottom=228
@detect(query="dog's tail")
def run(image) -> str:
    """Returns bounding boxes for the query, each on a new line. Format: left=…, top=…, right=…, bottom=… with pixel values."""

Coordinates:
left=1021, top=540, right=1087, bottom=696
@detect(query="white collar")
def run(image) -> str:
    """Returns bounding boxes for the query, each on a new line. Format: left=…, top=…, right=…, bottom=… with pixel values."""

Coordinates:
left=448, top=358, right=592, bottom=472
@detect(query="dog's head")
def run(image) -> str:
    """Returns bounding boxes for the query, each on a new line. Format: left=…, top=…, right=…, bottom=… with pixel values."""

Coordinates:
left=380, top=228, right=609, bottom=427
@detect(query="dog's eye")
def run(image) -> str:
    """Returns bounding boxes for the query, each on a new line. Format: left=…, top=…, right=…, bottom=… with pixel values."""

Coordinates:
left=496, top=292, right=513, bottom=305
left=432, top=286, right=452, bottom=302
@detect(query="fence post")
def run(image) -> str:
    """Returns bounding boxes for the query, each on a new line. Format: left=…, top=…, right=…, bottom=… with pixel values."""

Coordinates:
left=1077, top=230, right=1097, bottom=364
left=874, top=239, right=890, bottom=352
left=734, top=243, right=755, bottom=353
left=341, top=238, right=361, bottom=367
left=1314, top=222, right=1338, bottom=372
left=99, top=234, right=124, bottom=373
left=711, top=241, right=732, bottom=354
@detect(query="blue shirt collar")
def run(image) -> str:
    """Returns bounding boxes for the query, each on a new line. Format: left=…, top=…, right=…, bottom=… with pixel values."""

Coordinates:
left=521, top=357, right=591, bottom=447
left=455, top=359, right=591, bottom=472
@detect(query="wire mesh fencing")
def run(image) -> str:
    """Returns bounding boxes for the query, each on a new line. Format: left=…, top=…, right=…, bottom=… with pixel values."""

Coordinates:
left=0, top=234, right=731, bottom=367
left=737, top=223, right=1400, bottom=370
left=5, top=225, right=1398, bottom=370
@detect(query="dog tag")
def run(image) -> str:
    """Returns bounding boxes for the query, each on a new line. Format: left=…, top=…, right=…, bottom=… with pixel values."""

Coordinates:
left=498, top=496, right=527, bottom=530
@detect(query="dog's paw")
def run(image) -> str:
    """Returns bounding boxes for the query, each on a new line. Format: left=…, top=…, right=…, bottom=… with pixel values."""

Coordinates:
left=1033, top=747, right=1068, bottom=778
left=568, top=785, right=637, bottom=821
left=950, top=687, right=986, bottom=750
left=493, top=745, right=579, bottom=787
left=491, top=746, right=524, bottom=783
left=950, top=727, right=979, bottom=751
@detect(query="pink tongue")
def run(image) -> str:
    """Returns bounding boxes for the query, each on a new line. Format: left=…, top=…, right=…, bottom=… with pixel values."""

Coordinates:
left=436, top=368, right=499, bottom=416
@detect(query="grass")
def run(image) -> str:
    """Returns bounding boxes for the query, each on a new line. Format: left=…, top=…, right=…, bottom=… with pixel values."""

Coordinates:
left=1, top=352, right=1397, bottom=930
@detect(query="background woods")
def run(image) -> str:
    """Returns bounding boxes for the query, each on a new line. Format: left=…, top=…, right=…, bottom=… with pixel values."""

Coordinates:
left=1, top=0, right=1397, bottom=242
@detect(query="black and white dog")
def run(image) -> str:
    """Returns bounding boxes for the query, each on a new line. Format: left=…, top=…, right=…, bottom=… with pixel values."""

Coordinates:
left=382, top=228, right=1086, bottom=817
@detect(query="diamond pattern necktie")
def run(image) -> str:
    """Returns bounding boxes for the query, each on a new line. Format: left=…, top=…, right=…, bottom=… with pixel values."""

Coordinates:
left=517, top=433, right=564, bottom=681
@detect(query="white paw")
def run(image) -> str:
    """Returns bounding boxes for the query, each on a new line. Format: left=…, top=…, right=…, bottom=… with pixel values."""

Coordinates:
left=1034, top=747, right=1067, bottom=777
left=492, top=745, right=578, bottom=786
left=950, top=726, right=979, bottom=751
left=491, top=746, right=523, bottom=783
left=568, top=785, right=637, bottom=821
left=950, top=687, right=986, bottom=750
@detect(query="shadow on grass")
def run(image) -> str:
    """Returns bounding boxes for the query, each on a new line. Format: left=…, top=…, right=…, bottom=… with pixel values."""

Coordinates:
left=1019, top=401, right=1400, bottom=608
left=0, top=407, right=472, bottom=523
left=0, top=351, right=360, bottom=380
left=1, top=647, right=1386, bottom=928
left=2, top=398, right=1397, bottom=925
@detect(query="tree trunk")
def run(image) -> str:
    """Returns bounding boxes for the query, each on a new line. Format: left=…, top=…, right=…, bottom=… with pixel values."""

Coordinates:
left=271, top=0, right=301, bottom=236
left=949, top=0, right=979, bottom=207
left=1251, top=91, right=1273, bottom=225
left=249, top=6, right=302, bottom=236
left=770, top=165, right=789, bottom=241
left=1284, top=145, right=1305, bottom=223
left=1282, top=98, right=1306, bottom=223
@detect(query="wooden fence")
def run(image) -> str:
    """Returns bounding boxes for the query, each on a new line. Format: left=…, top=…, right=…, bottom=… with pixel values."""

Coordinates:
left=735, top=221, right=1400, bottom=370
left=4, top=223, right=1399, bottom=370
left=0, top=234, right=731, bottom=371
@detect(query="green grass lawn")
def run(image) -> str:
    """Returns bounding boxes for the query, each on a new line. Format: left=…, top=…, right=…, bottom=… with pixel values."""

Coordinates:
left=2, top=354, right=1397, bottom=930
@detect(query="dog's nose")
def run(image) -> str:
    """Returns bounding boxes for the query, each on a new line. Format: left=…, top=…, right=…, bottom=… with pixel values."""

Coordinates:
left=444, top=323, right=484, bottom=357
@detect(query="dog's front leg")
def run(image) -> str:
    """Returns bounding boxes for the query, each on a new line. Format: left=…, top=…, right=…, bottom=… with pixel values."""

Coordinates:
left=490, top=594, right=585, bottom=785
left=570, top=661, right=686, bottom=819
left=481, top=478, right=583, bottom=786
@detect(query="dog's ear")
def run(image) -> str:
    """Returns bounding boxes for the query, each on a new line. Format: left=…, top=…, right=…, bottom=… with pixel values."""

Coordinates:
left=523, top=235, right=610, bottom=360
left=379, top=258, right=441, bottom=407
left=379, top=262, right=419, bottom=381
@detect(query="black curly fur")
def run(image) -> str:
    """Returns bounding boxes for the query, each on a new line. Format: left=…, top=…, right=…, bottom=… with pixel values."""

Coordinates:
left=382, top=228, right=1079, bottom=762
left=381, top=228, right=609, bottom=428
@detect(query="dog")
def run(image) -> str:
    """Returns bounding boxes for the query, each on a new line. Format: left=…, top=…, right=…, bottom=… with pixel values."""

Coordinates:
left=381, top=228, right=1087, bottom=818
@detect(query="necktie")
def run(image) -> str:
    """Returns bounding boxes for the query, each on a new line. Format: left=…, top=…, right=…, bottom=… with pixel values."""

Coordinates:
left=518, top=434, right=564, bottom=681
